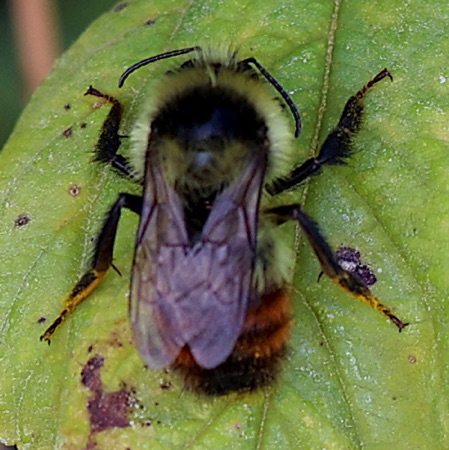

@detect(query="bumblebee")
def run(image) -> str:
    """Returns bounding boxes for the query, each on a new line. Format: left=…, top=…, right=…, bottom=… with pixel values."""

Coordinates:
left=41, top=47, right=407, bottom=395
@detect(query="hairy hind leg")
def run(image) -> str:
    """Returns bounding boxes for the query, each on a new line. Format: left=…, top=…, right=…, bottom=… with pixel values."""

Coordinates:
left=266, top=203, right=408, bottom=331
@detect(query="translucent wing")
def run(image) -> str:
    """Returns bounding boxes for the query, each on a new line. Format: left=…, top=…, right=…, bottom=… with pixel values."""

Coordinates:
left=130, top=153, right=265, bottom=369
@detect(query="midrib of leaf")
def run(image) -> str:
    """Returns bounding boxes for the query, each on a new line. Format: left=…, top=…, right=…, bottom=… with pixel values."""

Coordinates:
left=255, top=386, right=273, bottom=450
left=308, top=0, right=341, bottom=157
left=295, top=283, right=362, bottom=447
left=167, top=0, right=196, bottom=44
left=257, top=0, right=364, bottom=448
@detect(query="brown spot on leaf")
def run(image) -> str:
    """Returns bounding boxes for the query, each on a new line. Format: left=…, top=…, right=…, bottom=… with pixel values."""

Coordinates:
left=14, top=214, right=30, bottom=227
left=159, top=380, right=172, bottom=391
left=69, top=184, right=81, bottom=196
left=81, top=355, right=104, bottom=392
left=88, top=388, right=130, bottom=433
left=62, top=127, right=73, bottom=138
left=108, top=329, right=124, bottom=348
left=81, top=355, right=135, bottom=447
left=336, top=246, right=377, bottom=286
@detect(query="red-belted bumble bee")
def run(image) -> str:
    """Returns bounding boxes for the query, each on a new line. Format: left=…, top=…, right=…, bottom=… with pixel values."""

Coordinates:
left=41, top=47, right=408, bottom=395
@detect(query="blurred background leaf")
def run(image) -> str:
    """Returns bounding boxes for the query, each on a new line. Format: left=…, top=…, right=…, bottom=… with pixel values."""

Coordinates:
left=1, top=0, right=449, bottom=449
left=0, top=0, right=116, bottom=151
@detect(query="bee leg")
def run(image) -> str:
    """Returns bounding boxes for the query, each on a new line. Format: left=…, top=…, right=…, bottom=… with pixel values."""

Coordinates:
left=266, top=203, right=408, bottom=331
left=267, top=69, right=392, bottom=195
left=40, top=193, right=142, bottom=343
left=85, top=86, right=138, bottom=182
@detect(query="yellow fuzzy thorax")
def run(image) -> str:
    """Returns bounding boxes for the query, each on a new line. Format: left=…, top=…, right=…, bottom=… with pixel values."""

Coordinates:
left=129, top=48, right=295, bottom=185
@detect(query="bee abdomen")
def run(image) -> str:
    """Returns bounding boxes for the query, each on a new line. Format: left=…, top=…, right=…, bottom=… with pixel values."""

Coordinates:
left=173, top=287, right=292, bottom=395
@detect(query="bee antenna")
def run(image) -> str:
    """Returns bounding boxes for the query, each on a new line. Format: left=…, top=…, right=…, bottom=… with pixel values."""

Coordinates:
left=118, top=46, right=201, bottom=88
left=240, top=57, right=302, bottom=138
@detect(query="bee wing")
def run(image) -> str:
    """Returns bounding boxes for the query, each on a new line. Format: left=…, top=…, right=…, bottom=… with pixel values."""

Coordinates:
left=130, top=154, right=265, bottom=370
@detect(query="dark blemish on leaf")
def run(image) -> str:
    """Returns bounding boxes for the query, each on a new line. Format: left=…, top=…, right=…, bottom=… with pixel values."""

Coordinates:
left=80, top=122, right=87, bottom=129
left=15, top=214, right=30, bottom=227
left=142, top=419, right=152, bottom=427
left=63, top=127, right=73, bottom=138
left=108, top=329, right=124, bottom=347
left=81, top=355, right=104, bottom=391
left=113, top=2, right=128, bottom=12
left=64, top=103, right=71, bottom=110
left=408, top=355, right=417, bottom=364
left=144, top=18, right=156, bottom=26
left=87, top=344, right=94, bottom=353
left=154, top=402, right=159, bottom=406
left=336, top=246, right=377, bottom=287
left=81, top=355, right=135, bottom=447
left=69, top=184, right=81, bottom=196
left=127, top=387, right=145, bottom=411
left=37, top=317, right=46, bottom=324
left=159, top=380, right=172, bottom=391
left=89, top=389, right=131, bottom=433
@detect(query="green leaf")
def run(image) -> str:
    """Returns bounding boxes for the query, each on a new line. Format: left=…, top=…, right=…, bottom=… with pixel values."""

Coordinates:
left=1, top=0, right=448, bottom=448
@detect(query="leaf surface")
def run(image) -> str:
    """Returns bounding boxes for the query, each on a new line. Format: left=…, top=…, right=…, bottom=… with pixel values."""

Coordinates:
left=1, top=0, right=448, bottom=448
